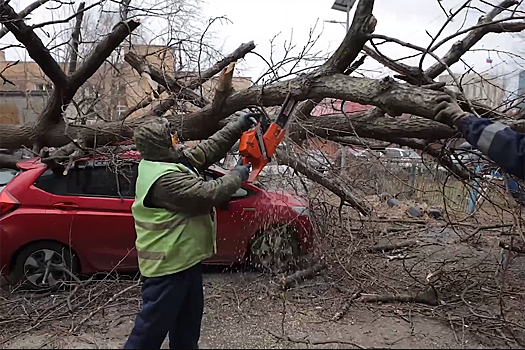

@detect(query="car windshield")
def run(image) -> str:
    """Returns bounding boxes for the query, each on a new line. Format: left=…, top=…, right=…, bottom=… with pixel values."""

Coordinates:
left=402, top=150, right=419, bottom=158
left=0, top=168, right=19, bottom=191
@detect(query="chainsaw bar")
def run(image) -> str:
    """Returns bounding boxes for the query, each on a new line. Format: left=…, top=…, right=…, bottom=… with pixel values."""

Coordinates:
left=275, top=91, right=298, bottom=129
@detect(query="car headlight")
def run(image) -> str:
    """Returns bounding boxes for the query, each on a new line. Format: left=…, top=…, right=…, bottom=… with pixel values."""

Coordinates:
left=291, top=206, right=309, bottom=216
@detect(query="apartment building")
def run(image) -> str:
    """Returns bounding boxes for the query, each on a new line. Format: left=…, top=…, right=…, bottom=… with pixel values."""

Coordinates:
left=0, top=45, right=251, bottom=124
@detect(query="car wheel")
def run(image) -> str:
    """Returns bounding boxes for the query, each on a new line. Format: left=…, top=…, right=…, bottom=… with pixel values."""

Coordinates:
left=249, top=225, right=302, bottom=273
left=11, top=242, right=79, bottom=291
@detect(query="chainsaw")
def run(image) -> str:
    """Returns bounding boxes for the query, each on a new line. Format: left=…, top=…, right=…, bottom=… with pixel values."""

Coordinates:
left=238, top=91, right=298, bottom=182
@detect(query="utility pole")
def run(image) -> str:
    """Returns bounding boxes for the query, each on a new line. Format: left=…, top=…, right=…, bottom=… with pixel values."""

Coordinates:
left=326, top=0, right=356, bottom=173
left=327, top=0, right=356, bottom=32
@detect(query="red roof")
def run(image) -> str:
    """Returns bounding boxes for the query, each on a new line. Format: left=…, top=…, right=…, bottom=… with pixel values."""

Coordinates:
left=311, top=99, right=372, bottom=116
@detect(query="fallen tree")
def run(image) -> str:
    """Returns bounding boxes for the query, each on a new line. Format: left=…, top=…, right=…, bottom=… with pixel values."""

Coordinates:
left=0, top=0, right=524, bottom=213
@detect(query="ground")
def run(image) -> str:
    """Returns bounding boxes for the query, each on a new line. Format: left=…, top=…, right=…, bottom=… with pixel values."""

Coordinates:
left=1, top=272, right=483, bottom=349
left=2, top=188, right=525, bottom=349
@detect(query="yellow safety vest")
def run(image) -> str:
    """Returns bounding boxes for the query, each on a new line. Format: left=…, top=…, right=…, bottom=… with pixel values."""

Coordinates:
left=132, top=160, right=216, bottom=277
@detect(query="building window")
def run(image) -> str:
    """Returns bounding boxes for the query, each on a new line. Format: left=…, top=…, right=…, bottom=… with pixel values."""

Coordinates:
left=117, top=105, right=127, bottom=117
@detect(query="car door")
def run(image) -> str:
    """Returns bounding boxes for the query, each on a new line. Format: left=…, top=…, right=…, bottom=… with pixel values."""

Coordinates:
left=203, top=171, right=255, bottom=263
left=32, top=168, right=77, bottom=252
left=65, top=160, right=138, bottom=272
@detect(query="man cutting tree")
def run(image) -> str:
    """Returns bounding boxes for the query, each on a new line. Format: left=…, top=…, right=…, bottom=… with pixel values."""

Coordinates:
left=124, top=113, right=258, bottom=349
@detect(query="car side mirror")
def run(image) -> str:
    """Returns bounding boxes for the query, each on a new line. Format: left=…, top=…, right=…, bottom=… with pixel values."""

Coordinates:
left=217, top=201, right=229, bottom=211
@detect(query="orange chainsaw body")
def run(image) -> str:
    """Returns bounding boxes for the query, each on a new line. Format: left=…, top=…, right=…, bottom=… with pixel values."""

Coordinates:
left=238, top=123, right=285, bottom=182
left=238, top=92, right=297, bottom=183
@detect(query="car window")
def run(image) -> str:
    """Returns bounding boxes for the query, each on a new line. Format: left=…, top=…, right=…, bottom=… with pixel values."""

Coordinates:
left=35, top=162, right=138, bottom=198
left=68, top=163, right=137, bottom=198
left=231, top=187, right=248, bottom=198
left=0, top=168, right=19, bottom=192
left=204, top=170, right=251, bottom=200
left=385, top=149, right=401, bottom=157
left=402, top=150, right=419, bottom=158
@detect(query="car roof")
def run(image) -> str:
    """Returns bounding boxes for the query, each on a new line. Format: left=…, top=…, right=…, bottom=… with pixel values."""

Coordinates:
left=16, top=150, right=142, bottom=170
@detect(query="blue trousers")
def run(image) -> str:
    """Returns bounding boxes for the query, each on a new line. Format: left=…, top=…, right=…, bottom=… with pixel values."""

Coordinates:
left=124, top=263, right=204, bottom=349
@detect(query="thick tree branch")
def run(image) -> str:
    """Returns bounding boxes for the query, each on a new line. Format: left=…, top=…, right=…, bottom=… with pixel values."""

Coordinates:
left=125, top=51, right=208, bottom=108
left=33, top=19, right=139, bottom=132
left=124, top=41, right=256, bottom=118
left=425, top=0, right=522, bottom=79
left=291, top=110, right=457, bottom=143
left=0, top=1, right=67, bottom=86
left=186, top=41, right=255, bottom=89
left=0, top=0, right=50, bottom=39
left=211, top=62, right=235, bottom=111
left=70, top=20, right=140, bottom=89
left=0, top=73, right=461, bottom=149
left=295, top=55, right=369, bottom=121
left=321, top=0, right=376, bottom=74
left=67, top=2, right=85, bottom=75
left=363, top=45, right=433, bottom=85
left=275, top=149, right=371, bottom=216
left=328, top=135, right=392, bottom=149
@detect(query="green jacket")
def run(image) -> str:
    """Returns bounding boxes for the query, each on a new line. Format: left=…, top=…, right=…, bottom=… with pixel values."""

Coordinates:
left=133, top=121, right=244, bottom=277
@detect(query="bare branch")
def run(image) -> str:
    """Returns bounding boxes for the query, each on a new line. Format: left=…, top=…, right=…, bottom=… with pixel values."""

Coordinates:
left=275, top=148, right=371, bottom=215
left=425, top=0, right=523, bottom=79
left=0, top=2, right=67, bottom=86
left=124, top=51, right=208, bottom=108
left=186, top=40, right=255, bottom=89
left=321, top=0, right=376, bottom=74
left=211, top=62, right=235, bottom=111
left=70, top=20, right=140, bottom=89
left=67, top=2, right=85, bottom=75
left=0, top=0, right=50, bottom=39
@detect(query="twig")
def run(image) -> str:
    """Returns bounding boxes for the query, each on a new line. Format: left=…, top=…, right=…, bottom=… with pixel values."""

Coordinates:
left=266, top=328, right=366, bottom=349
left=359, top=288, right=439, bottom=306
left=280, top=262, right=325, bottom=289
left=365, top=240, right=419, bottom=252
left=72, top=282, right=139, bottom=332
left=332, top=289, right=362, bottom=321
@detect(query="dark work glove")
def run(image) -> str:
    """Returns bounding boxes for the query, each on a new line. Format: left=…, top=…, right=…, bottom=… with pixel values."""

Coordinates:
left=434, top=95, right=469, bottom=127
left=234, top=164, right=251, bottom=182
left=237, top=113, right=261, bottom=132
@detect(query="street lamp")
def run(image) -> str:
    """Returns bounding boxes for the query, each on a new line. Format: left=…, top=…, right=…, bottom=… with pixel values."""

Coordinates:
left=330, top=0, right=357, bottom=32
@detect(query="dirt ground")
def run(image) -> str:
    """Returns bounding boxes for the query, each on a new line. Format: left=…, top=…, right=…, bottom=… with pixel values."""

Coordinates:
left=2, top=190, right=525, bottom=349
left=1, top=271, right=484, bottom=349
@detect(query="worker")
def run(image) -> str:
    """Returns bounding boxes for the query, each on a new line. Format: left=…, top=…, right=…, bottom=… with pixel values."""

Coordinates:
left=124, top=114, right=258, bottom=349
left=434, top=94, right=525, bottom=180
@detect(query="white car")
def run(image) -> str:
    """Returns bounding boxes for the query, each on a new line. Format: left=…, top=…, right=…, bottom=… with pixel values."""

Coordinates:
left=382, top=147, right=421, bottom=168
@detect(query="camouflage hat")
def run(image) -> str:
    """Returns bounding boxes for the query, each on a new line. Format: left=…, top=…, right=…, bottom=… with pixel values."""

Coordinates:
left=134, top=118, right=182, bottom=161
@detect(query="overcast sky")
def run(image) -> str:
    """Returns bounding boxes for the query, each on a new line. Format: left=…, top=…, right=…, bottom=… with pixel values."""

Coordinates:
left=202, top=0, right=525, bottom=87
left=2, top=0, right=524, bottom=88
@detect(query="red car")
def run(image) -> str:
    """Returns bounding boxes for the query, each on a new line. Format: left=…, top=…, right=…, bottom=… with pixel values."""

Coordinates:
left=0, top=152, right=313, bottom=289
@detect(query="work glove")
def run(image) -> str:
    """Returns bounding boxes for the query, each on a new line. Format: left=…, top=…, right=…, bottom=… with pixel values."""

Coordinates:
left=237, top=113, right=261, bottom=132
left=234, top=163, right=251, bottom=182
left=433, top=94, right=469, bottom=128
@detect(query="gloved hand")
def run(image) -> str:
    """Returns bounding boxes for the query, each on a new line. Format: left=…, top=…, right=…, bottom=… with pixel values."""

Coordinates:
left=234, top=163, right=251, bottom=182
left=434, top=94, right=469, bottom=127
left=237, top=113, right=261, bottom=132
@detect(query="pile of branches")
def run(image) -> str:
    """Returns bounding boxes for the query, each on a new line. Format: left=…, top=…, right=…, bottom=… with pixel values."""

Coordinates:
left=297, top=180, right=525, bottom=348
left=0, top=275, right=141, bottom=346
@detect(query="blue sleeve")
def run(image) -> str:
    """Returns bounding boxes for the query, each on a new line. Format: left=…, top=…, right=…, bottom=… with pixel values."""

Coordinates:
left=456, top=114, right=525, bottom=180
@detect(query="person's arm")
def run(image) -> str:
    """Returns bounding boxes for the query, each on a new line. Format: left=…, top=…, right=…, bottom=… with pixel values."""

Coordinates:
left=183, top=113, right=260, bottom=172
left=456, top=114, right=525, bottom=180
left=434, top=94, right=525, bottom=180
left=147, top=170, right=243, bottom=215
